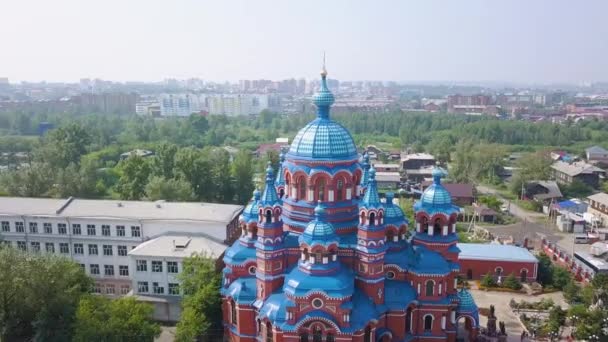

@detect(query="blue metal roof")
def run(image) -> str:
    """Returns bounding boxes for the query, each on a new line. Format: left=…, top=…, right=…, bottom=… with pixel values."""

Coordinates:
left=288, top=118, right=358, bottom=161
left=261, top=163, right=280, bottom=206
left=384, top=280, right=417, bottom=310
left=240, top=189, right=261, bottom=223
left=361, top=167, right=382, bottom=209
left=224, top=241, right=257, bottom=265
left=420, top=167, right=452, bottom=206
left=409, top=246, right=451, bottom=275
left=275, top=152, right=286, bottom=188
left=287, top=72, right=357, bottom=161
left=384, top=192, right=409, bottom=226
left=458, top=243, right=538, bottom=263
left=360, top=153, right=371, bottom=187
left=299, top=204, right=339, bottom=247
left=283, top=265, right=354, bottom=298
left=222, top=277, right=257, bottom=304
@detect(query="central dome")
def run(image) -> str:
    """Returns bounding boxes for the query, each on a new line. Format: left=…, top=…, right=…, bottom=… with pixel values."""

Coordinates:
left=288, top=118, right=357, bottom=160
left=287, top=68, right=357, bottom=161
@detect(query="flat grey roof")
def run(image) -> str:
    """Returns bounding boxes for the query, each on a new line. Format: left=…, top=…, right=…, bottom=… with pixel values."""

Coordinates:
left=0, top=197, right=68, bottom=216
left=128, top=234, right=227, bottom=259
left=60, top=199, right=242, bottom=223
left=0, top=197, right=243, bottom=223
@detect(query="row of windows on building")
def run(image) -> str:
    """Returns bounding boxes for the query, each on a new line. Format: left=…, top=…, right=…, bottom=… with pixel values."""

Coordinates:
left=2, top=240, right=132, bottom=256
left=137, top=281, right=180, bottom=295
left=92, top=283, right=131, bottom=296
left=135, top=260, right=179, bottom=274
left=81, top=263, right=130, bottom=277
left=1, top=221, right=141, bottom=238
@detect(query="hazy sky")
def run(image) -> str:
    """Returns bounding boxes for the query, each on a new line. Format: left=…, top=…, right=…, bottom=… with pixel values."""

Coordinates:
left=1, top=0, right=607, bottom=83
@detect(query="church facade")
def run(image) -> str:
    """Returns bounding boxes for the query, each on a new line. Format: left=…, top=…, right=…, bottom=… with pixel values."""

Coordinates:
left=221, top=66, right=480, bottom=342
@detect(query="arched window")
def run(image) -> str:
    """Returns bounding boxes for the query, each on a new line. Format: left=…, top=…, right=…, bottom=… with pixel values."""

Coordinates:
left=364, top=326, right=372, bottom=342
left=230, top=300, right=237, bottom=325
left=424, top=315, right=433, bottom=331
left=421, top=217, right=429, bottom=233
left=425, top=280, right=434, bottom=296
left=251, top=226, right=258, bottom=239
left=467, top=269, right=473, bottom=280
left=300, top=333, right=309, bottom=342
left=265, top=210, right=272, bottom=224
left=241, top=224, right=247, bottom=236
left=336, top=179, right=344, bottom=201
left=298, top=178, right=307, bottom=200
left=312, top=326, right=322, bottom=342
left=279, top=188, right=285, bottom=198
left=369, top=212, right=376, bottom=226
left=257, top=319, right=262, bottom=336
left=360, top=211, right=366, bottom=225
left=303, top=248, right=309, bottom=261
left=266, top=322, right=273, bottom=342
left=434, top=218, right=442, bottom=233
left=495, top=267, right=503, bottom=277
left=317, top=179, right=326, bottom=201
left=326, top=333, right=335, bottom=342
left=386, top=230, right=394, bottom=242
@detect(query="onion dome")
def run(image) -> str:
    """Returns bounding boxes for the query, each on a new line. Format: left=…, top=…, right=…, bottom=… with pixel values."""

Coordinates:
left=457, top=288, right=480, bottom=327
left=383, top=192, right=409, bottom=226
left=287, top=67, right=357, bottom=161
left=260, top=162, right=280, bottom=206
left=274, top=151, right=286, bottom=188
left=299, top=202, right=339, bottom=247
left=240, top=189, right=261, bottom=223
left=414, top=165, right=460, bottom=216
left=360, top=167, right=381, bottom=209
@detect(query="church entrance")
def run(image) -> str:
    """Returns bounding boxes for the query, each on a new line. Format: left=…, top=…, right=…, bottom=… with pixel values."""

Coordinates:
left=456, top=316, right=476, bottom=342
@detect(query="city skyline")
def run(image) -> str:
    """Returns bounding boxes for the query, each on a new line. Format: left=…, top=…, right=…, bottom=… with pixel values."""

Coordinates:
left=2, top=0, right=608, bottom=84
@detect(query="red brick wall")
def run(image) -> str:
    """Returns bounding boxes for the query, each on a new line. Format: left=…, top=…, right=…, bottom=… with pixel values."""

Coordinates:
left=459, top=259, right=537, bottom=282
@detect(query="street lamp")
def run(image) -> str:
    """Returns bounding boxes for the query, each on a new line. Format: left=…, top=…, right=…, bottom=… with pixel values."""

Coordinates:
left=589, top=334, right=599, bottom=342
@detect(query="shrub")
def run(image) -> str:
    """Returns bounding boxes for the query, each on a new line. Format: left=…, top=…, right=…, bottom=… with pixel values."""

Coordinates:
left=503, top=273, right=523, bottom=290
left=481, top=273, right=497, bottom=288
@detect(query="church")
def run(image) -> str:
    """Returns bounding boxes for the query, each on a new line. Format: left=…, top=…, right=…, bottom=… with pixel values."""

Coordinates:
left=221, top=65, right=480, bottom=342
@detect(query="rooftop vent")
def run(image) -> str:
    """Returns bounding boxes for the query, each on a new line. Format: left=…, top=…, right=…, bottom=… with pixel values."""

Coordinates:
left=117, top=202, right=123, bottom=207
left=173, top=237, right=192, bottom=250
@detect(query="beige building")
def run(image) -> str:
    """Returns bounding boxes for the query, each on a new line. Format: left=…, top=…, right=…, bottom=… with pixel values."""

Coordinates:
left=588, top=193, right=608, bottom=227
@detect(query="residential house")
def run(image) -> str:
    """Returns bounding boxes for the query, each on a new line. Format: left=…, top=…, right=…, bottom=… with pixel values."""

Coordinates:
left=421, top=182, right=475, bottom=206
left=588, top=192, right=608, bottom=228
left=586, top=146, right=608, bottom=165
left=551, top=161, right=605, bottom=188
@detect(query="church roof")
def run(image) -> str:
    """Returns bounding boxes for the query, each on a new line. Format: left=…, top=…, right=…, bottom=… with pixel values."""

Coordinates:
left=260, top=163, right=280, bottom=206
left=275, top=151, right=286, bottom=187
left=283, top=265, right=354, bottom=299
left=361, top=167, right=382, bottom=209
left=222, top=277, right=256, bottom=304
left=287, top=70, right=357, bottom=161
left=299, top=203, right=339, bottom=247
left=223, top=240, right=257, bottom=265
left=240, top=189, right=261, bottom=223
left=383, top=192, right=409, bottom=226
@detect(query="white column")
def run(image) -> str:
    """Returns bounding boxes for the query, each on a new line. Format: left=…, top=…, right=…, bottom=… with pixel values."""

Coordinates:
left=429, top=225, right=434, bottom=236
left=409, top=311, right=414, bottom=332
left=307, top=189, right=314, bottom=202
left=441, top=316, right=446, bottom=329
left=393, top=236, right=398, bottom=242
left=346, top=188, right=352, bottom=200
left=451, top=311, right=456, bottom=323
left=332, top=254, right=337, bottom=261
left=454, top=278, right=458, bottom=290
left=322, top=257, right=328, bottom=264
left=356, top=185, right=361, bottom=196
left=438, top=283, right=443, bottom=295
left=301, top=253, right=306, bottom=261
left=417, top=283, right=421, bottom=295
left=443, top=225, right=448, bottom=236
left=309, top=256, right=315, bottom=264
left=328, top=190, right=334, bottom=202
left=416, top=222, right=421, bottom=232
left=291, top=186, right=297, bottom=199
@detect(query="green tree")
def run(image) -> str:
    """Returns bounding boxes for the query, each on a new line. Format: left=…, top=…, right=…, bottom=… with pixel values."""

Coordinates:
left=176, top=254, right=222, bottom=342
left=175, top=147, right=212, bottom=201
left=114, top=155, right=152, bottom=200
left=1, top=161, right=54, bottom=197
left=145, top=176, right=194, bottom=201
left=73, top=296, right=160, bottom=342
left=551, top=267, right=573, bottom=290
left=37, top=123, right=92, bottom=168
left=152, top=142, right=178, bottom=179
left=560, top=179, right=593, bottom=198
left=189, top=114, right=209, bottom=135
left=478, top=195, right=502, bottom=211
left=536, top=252, right=554, bottom=286
left=232, top=150, right=255, bottom=204
left=0, top=246, right=92, bottom=341
left=480, top=273, right=497, bottom=287
left=503, top=273, right=523, bottom=290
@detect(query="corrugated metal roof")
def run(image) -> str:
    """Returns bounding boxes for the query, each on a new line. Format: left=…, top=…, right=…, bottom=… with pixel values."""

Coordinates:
left=458, top=243, right=537, bottom=263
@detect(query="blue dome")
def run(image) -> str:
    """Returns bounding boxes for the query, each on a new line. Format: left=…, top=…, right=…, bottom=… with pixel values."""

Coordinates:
left=240, top=189, right=261, bottom=223
left=288, top=118, right=357, bottom=160
left=384, top=192, right=409, bottom=225
left=299, top=203, right=338, bottom=246
left=420, top=166, right=452, bottom=206
left=457, top=289, right=477, bottom=310
left=287, top=69, right=357, bottom=161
